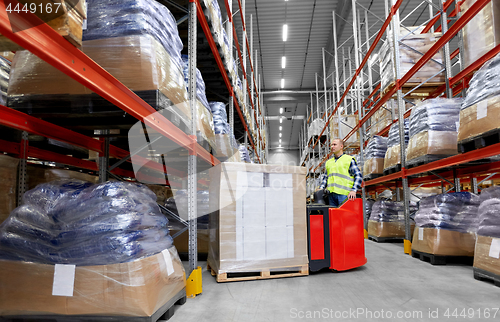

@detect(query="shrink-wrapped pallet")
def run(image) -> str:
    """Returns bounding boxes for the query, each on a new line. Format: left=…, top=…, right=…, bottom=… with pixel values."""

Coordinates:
left=412, top=192, right=480, bottom=256
left=330, top=114, right=359, bottom=147
left=406, top=98, right=461, bottom=162
left=380, top=27, right=445, bottom=93
left=459, top=53, right=500, bottom=143
left=0, top=0, right=86, bottom=50
left=363, top=136, right=387, bottom=177
left=384, top=119, right=409, bottom=170
left=207, top=163, right=308, bottom=279
left=367, top=200, right=416, bottom=238
left=461, top=0, right=500, bottom=68
left=308, top=118, right=326, bottom=138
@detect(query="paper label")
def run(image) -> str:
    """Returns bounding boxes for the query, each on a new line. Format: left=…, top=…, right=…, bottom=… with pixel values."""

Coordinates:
left=412, top=139, right=417, bottom=148
left=388, top=148, right=392, bottom=159
left=456, top=121, right=460, bottom=132
left=489, top=239, right=500, bottom=259
left=52, top=264, right=76, bottom=297
left=418, top=227, right=424, bottom=241
left=161, top=249, right=175, bottom=276
left=82, top=19, right=87, bottom=30
left=477, top=100, right=488, bottom=120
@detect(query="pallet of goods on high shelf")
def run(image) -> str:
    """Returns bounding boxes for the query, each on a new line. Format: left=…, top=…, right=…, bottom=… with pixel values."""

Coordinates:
left=412, top=192, right=480, bottom=265
left=461, top=0, right=500, bottom=68
left=210, top=102, right=241, bottom=162
left=367, top=200, right=417, bottom=242
left=380, top=26, right=445, bottom=98
left=473, top=187, right=500, bottom=286
left=7, top=0, right=216, bottom=150
left=330, top=114, right=359, bottom=148
left=458, top=52, right=500, bottom=153
left=363, top=136, right=387, bottom=181
left=0, top=0, right=87, bottom=51
left=207, top=163, right=308, bottom=282
left=406, top=98, right=461, bottom=168
left=0, top=180, right=186, bottom=320
left=0, top=55, right=11, bottom=106
left=383, top=119, right=409, bottom=175
left=369, top=102, right=393, bottom=137
left=308, top=118, right=327, bottom=145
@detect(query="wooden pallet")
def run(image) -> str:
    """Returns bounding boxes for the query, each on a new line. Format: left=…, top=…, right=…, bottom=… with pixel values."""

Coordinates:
left=411, top=249, right=473, bottom=266
left=368, top=235, right=404, bottom=243
left=207, top=263, right=308, bottom=283
left=406, top=154, right=454, bottom=170
left=381, top=81, right=446, bottom=98
left=473, top=267, right=500, bottom=287
left=0, top=289, right=186, bottom=322
left=383, top=164, right=402, bottom=176
left=458, top=128, right=500, bottom=154
left=363, top=173, right=383, bottom=181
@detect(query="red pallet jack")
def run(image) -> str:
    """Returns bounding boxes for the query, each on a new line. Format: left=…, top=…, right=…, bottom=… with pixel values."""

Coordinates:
left=307, top=198, right=367, bottom=272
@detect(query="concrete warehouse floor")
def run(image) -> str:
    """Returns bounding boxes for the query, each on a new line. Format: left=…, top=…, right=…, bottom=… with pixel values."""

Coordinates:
left=168, top=240, right=500, bottom=322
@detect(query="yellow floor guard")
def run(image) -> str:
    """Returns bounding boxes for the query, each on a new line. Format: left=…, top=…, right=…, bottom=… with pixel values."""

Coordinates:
left=404, top=239, right=412, bottom=254
left=364, top=229, right=369, bottom=239
left=186, top=266, right=203, bottom=298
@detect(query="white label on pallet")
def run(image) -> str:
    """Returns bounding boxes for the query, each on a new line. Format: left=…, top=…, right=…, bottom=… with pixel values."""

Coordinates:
left=387, top=148, right=392, bottom=159
left=418, top=227, right=424, bottom=241
left=456, top=121, right=460, bottom=132
left=52, top=264, right=76, bottom=297
left=162, top=249, right=175, bottom=276
left=489, top=239, right=500, bottom=259
left=477, top=100, right=488, bottom=120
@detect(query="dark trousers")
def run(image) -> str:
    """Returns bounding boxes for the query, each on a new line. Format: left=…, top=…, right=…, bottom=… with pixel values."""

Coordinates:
left=328, top=192, right=348, bottom=207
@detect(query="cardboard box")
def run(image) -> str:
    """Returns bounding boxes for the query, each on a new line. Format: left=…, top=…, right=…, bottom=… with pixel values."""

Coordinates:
left=330, top=115, right=359, bottom=147
left=406, top=130, right=458, bottom=161
left=208, top=163, right=308, bottom=274
left=474, top=235, right=500, bottom=275
left=0, top=155, right=19, bottom=224
left=458, top=95, right=500, bottom=142
left=363, top=158, right=385, bottom=176
left=368, top=220, right=414, bottom=238
left=411, top=227, right=476, bottom=256
left=0, top=247, right=186, bottom=317
left=0, top=0, right=86, bottom=50
left=27, top=166, right=99, bottom=191
left=461, top=0, right=500, bottom=68
left=384, top=144, right=401, bottom=169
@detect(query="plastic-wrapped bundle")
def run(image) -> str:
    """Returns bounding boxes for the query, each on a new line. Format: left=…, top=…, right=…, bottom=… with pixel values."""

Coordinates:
left=0, top=56, right=10, bottom=106
left=406, top=98, right=461, bottom=162
left=363, top=136, right=387, bottom=176
left=166, top=190, right=210, bottom=229
left=239, top=145, right=251, bottom=163
left=210, top=102, right=230, bottom=135
left=367, top=200, right=416, bottom=238
left=384, top=119, right=409, bottom=170
left=414, top=192, right=480, bottom=233
left=459, top=53, right=500, bottom=142
left=83, top=0, right=183, bottom=70
left=477, top=186, right=500, bottom=238
left=369, top=200, right=405, bottom=223
left=181, top=55, right=210, bottom=111
left=0, top=180, right=173, bottom=266
left=365, top=199, right=376, bottom=222
left=308, top=119, right=326, bottom=138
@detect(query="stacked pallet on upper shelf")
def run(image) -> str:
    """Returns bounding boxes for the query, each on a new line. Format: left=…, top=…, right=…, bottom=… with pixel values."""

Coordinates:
left=330, top=114, right=359, bottom=148
left=379, top=26, right=445, bottom=98
left=0, top=0, right=87, bottom=50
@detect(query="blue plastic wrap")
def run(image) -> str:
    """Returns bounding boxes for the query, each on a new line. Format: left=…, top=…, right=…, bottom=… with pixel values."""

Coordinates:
left=181, top=55, right=210, bottom=111
left=477, top=186, right=500, bottom=238
left=462, top=52, right=500, bottom=110
left=387, top=119, right=409, bottom=148
left=83, top=0, right=184, bottom=70
left=408, top=98, right=462, bottom=138
left=414, top=192, right=480, bottom=233
left=210, top=101, right=230, bottom=134
left=239, top=145, right=251, bottom=163
left=0, top=180, right=173, bottom=265
left=364, top=136, right=388, bottom=159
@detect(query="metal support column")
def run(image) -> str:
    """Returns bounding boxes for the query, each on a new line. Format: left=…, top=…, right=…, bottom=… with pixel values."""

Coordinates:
left=227, top=0, right=234, bottom=134
left=440, top=0, right=453, bottom=98
left=454, top=169, right=461, bottom=192
left=471, top=175, right=479, bottom=194
left=186, top=0, right=201, bottom=298
left=98, top=130, right=110, bottom=183
left=242, top=0, right=248, bottom=110
left=391, top=0, right=411, bottom=254
left=17, top=131, right=28, bottom=205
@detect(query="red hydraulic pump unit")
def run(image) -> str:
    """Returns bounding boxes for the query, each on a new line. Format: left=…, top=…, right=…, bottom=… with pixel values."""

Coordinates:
left=306, top=199, right=367, bottom=272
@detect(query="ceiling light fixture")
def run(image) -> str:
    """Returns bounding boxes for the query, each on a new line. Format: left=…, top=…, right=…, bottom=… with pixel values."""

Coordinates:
left=279, top=133, right=282, bottom=138
left=281, top=78, right=285, bottom=88
left=282, top=56, right=286, bottom=69
left=280, top=107, right=283, bottom=114
left=283, top=24, right=288, bottom=42
left=279, top=139, right=282, bottom=143
left=279, top=126, right=282, bottom=131
left=280, top=118, right=283, bottom=123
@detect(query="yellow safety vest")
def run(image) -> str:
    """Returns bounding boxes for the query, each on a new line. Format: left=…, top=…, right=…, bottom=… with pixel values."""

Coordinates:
left=325, top=154, right=355, bottom=195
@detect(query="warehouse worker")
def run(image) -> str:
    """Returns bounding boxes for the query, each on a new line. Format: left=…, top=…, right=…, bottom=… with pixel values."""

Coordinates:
left=318, top=138, right=363, bottom=207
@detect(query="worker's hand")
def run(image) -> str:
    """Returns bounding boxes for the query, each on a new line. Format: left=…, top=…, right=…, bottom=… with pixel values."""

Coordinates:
left=348, top=191, right=357, bottom=201
left=323, top=189, right=329, bottom=195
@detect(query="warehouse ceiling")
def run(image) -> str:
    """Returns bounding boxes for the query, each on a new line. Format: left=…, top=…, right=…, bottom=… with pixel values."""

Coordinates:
left=165, top=0, right=457, bottom=154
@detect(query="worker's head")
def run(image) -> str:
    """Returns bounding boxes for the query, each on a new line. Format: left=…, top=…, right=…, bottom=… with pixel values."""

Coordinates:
left=331, top=138, right=344, bottom=155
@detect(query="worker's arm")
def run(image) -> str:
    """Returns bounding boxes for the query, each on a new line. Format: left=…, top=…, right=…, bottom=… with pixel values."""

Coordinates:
left=348, top=159, right=363, bottom=200
left=318, top=172, right=328, bottom=191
